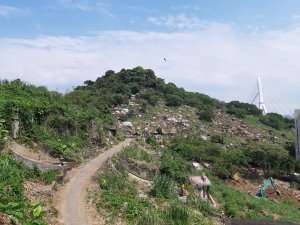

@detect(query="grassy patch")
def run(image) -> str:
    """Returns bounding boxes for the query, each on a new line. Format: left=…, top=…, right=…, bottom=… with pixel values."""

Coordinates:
left=118, top=146, right=153, bottom=163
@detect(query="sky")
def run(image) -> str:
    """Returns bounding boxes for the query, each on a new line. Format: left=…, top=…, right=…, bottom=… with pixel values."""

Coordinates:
left=1, top=0, right=300, bottom=116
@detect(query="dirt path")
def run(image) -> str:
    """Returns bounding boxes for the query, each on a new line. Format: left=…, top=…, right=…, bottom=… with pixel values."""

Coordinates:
left=8, top=141, right=60, bottom=163
left=58, top=139, right=132, bottom=225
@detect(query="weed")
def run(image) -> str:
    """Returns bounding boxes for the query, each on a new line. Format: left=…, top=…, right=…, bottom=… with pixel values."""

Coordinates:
left=149, top=174, right=176, bottom=199
left=167, top=203, right=190, bottom=225
left=119, top=147, right=153, bottom=163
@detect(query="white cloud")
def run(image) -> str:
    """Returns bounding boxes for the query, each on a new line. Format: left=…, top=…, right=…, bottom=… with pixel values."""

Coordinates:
left=0, top=5, right=31, bottom=18
left=171, top=5, right=203, bottom=11
left=1, top=23, right=300, bottom=115
left=147, top=14, right=205, bottom=29
left=56, top=0, right=114, bottom=17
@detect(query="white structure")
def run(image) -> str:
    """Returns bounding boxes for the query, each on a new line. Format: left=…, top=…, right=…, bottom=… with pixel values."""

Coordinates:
left=252, top=76, right=268, bottom=115
left=294, top=109, right=300, bottom=159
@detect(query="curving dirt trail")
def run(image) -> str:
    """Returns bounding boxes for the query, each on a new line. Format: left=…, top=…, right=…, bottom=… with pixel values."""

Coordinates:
left=58, top=139, right=132, bottom=225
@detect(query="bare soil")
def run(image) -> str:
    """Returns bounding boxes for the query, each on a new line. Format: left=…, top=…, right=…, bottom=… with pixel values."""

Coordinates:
left=8, top=141, right=60, bottom=164
left=228, top=176, right=300, bottom=208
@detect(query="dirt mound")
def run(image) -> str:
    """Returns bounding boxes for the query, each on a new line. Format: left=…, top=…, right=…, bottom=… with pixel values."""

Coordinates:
left=229, top=177, right=300, bottom=208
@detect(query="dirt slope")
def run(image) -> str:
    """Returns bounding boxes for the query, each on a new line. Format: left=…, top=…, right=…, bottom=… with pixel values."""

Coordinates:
left=57, top=139, right=132, bottom=225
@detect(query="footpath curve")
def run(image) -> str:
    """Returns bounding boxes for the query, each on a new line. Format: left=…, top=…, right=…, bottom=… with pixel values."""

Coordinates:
left=59, top=139, right=132, bottom=225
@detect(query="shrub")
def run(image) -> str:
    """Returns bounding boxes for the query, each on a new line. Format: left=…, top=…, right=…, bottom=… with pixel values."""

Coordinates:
left=213, top=150, right=249, bottom=179
left=211, top=134, right=224, bottom=144
left=160, top=152, right=189, bottom=183
left=165, top=94, right=183, bottom=107
left=199, top=108, right=214, bottom=122
left=156, top=127, right=163, bottom=135
left=226, top=101, right=262, bottom=118
left=245, top=143, right=290, bottom=173
left=259, top=113, right=293, bottom=130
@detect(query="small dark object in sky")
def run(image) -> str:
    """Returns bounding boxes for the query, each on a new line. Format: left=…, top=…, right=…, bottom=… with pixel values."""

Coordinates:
left=164, top=58, right=167, bottom=61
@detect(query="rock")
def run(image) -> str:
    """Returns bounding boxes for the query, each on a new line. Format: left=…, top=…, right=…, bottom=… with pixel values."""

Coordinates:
left=232, top=172, right=241, bottom=182
left=121, top=121, right=133, bottom=128
left=12, top=120, right=20, bottom=139
left=178, top=196, right=188, bottom=203
left=201, top=135, right=208, bottom=141
left=121, top=108, right=129, bottom=114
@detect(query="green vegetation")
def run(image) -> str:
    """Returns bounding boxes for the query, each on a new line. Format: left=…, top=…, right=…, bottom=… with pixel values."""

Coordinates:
left=0, top=118, right=8, bottom=149
left=77, top=66, right=221, bottom=112
left=226, top=101, right=262, bottom=118
left=94, top=157, right=212, bottom=225
left=259, top=112, right=293, bottom=130
left=211, top=176, right=300, bottom=222
left=245, top=143, right=292, bottom=173
left=0, top=154, right=54, bottom=224
left=0, top=79, right=106, bottom=160
left=198, top=107, right=214, bottom=122
left=118, top=146, right=153, bottom=163
left=0, top=67, right=298, bottom=224
left=95, top=132, right=300, bottom=224
left=149, top=174, right=176, bottom=199
left=227, top=101, right=293, bottom=130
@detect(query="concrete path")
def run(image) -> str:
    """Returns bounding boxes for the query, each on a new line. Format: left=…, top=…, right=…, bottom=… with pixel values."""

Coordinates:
left=59, top=139, right=132, bottom=225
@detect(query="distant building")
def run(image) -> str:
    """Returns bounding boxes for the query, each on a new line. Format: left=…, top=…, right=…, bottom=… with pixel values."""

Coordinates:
left=294, top=109, right=300, bottom=159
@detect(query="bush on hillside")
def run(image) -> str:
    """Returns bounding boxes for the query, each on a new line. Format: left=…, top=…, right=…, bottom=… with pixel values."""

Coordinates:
left=226, top=101, right=262, bottom=118
left=213, top=150, right=250, bottom=179
left=165, top=94, right=183, bottom=107
left=259, top=112, right=293, bottom=130
left=198, top=108, right=214, bottom=122
left=245, top=143, right=290, bottom=172
left=160, top=152, right=190, bottom=183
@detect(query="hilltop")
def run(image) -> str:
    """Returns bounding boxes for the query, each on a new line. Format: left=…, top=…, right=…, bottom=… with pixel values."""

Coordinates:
left=0, top=67, right=299, bottom=225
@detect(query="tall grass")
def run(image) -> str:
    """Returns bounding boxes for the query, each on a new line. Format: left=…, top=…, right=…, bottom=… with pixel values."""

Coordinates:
left=167, top=203, right=190, bottom=225
left=149, top=174, right=176, bottom=199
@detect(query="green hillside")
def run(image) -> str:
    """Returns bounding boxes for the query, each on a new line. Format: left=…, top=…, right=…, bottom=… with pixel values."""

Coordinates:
left=0, top=67, right=298, bottom=224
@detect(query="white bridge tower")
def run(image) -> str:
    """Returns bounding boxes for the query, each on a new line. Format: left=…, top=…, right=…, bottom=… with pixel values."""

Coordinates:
left=252, top=76, right=268, bottom=115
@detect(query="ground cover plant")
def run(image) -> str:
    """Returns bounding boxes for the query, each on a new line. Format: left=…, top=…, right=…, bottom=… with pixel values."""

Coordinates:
left=0, top=68, right=298, bottom=224
left=93, top=150, right=213, bottom=225
left=0, top=79, right=108, bottom=161
left=0, top=154, right=54, bottom=224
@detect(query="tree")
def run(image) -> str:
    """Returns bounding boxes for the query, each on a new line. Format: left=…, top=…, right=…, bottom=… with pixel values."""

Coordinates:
left=199, top=108, right=214, bottom=122
left=165, top=94, right=183, bottom=107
